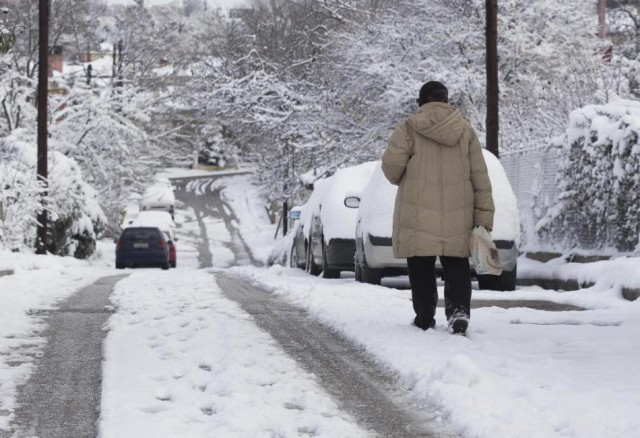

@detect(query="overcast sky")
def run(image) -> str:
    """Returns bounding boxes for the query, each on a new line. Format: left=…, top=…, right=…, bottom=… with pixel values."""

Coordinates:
left=104, top=0, right=248, bottom=7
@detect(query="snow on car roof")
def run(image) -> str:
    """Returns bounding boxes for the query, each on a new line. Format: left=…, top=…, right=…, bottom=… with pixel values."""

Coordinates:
left=300, top=177, right=332, bottom=239
left=356, top=162, right=396, bottom=239
left=358, top=151, right=520, bottom=243
left=482, top=150, right=520, bottom=244
left=319, top=161, right=377, bottom=241
left=128, top=211, right=175, bottom=237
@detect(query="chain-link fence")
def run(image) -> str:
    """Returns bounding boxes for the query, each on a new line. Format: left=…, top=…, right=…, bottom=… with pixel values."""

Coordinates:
left=501, top=146, right=632, bottom=254
left=500, top=146, right=559, bottom=251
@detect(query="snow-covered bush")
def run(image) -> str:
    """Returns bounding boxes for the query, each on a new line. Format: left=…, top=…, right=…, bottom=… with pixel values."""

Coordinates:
left=0, top=132, right=106, bottom=257
left=537, top=98, right=640, bottom=253
left=0, top=158, right=42, bottom=250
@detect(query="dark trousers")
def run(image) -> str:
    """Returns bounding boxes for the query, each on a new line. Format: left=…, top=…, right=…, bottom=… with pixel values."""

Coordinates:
left=407, top=256, right=472, bottom=324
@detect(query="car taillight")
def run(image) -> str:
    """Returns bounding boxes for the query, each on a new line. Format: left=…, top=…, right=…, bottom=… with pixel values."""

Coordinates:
left=158, top=241, right=166, bottom=248
left=116, top=241, right=124, bottom=249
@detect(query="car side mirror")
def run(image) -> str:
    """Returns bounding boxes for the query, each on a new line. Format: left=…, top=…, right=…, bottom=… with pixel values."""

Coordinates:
left=289, top=210, right=301, bottom=220
left=344, top=196, right=360, bottom=208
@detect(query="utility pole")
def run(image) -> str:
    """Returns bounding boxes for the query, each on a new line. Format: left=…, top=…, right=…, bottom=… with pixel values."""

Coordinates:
left=486, top=0, right=500, bottom=158
left=36, top=0, right=49, bottom=254
left=598, top=0, right=607, bottom=38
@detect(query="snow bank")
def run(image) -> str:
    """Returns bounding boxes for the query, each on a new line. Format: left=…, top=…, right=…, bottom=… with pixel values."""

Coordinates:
left=230, top=265, right=640, bottom=438
left=520, top=255, right=640, bottom=296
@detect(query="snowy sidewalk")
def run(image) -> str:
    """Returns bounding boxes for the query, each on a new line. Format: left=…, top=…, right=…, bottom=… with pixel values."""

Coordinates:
left=232, top=265, right=640, bottom=438
left=519, top=255, right=640, bottom=300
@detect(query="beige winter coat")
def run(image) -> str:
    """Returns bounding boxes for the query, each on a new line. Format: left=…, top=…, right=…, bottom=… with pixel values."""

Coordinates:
left=381, top=102, right=494, bottom=258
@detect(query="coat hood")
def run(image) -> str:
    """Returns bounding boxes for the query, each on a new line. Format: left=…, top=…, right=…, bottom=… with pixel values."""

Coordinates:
left=407, top=102, right=466, bottom=147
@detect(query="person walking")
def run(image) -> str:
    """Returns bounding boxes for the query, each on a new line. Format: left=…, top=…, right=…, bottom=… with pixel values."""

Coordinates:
left=381, top=81, right=494, bottom=334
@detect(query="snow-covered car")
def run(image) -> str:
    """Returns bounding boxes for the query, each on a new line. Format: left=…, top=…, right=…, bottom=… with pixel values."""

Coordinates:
left=127, top=210, right=177, bottom=267
left=267, top=206, right=303, bottom=267
left=139, top=182, right=176, bottom=220
left=292, top=161, right=377, bottom=278
left=290, top=179, right=331, bottom=272
left=352, top=151, right=520, bottom=290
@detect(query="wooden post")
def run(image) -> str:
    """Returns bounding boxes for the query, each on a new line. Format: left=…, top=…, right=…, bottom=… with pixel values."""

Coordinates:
left=282, top=201, right=289, bottom=236
left=486, top=0, right=500, bottom=158
left=36, top=0, right=49, bottom=254
left=598, top=0, right=607, bottom=38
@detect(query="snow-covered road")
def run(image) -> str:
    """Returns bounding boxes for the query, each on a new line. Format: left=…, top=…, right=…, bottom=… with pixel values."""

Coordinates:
left=3, top=171, right=639, bottom=438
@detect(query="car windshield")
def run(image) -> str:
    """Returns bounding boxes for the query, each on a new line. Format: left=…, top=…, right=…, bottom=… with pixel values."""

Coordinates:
left=121, top=228, right=162, bottom=242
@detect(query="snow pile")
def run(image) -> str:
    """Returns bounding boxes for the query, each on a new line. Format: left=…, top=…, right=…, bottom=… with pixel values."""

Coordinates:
left=231, top=265, right=640, bottom=438
left=520, top=255, right=640, bottom=294
left=537, top=97, right=640, bottom=252
left=100, top=270, right=367, bottom=437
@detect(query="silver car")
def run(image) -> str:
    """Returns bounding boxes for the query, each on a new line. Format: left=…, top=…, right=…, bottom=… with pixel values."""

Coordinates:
left=349, top=150, right=520, bottom=290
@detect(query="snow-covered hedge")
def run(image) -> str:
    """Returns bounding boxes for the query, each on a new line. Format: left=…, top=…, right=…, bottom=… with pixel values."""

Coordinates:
left=0, top=132, right=106, bottom=257
left=537, top=98, right=640, bottom=252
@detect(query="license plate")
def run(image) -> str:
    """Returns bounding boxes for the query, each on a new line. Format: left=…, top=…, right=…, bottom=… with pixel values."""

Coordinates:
left=134, top=243, right=149, bottom=249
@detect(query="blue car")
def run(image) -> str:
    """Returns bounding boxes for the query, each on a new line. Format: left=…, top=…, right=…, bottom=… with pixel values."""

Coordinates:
left=115, top=227, right=170, bottom=270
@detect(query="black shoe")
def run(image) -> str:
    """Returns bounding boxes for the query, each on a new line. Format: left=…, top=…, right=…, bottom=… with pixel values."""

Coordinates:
left=413, top=316, right=436, bottom=331
left=448, top=315, right=469, bottom=335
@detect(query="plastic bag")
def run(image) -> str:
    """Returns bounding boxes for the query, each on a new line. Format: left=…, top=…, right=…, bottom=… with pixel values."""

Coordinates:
left=469, top=227, right=502, bottom=276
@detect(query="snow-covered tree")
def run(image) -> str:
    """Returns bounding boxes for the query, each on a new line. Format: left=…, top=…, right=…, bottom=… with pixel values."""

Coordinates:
left=0, top=131, right=106, bottom=256
left=537, top=98, right=640, bottom=252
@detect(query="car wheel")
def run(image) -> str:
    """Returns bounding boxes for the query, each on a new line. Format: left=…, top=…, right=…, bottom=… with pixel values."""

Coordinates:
left=290, top=244, right=299, bottom=268
left=306, top=245, right=321, bottom=276
left=161, top=262, right=170, bottom=270
left=478, top=265, right=517, bottom=291
left=321, top=239, right=340, bottom=279
left=354, top=240, right=364, bottom=282
left=362, top=256, right=382, bottom=285
left=116, top=262, right=124, bottom=270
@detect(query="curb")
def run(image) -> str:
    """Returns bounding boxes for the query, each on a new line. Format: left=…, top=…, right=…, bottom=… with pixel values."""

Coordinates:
left=517, top=278, right=639, bottom=302
left=0, top=269, right=14, bottom=278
